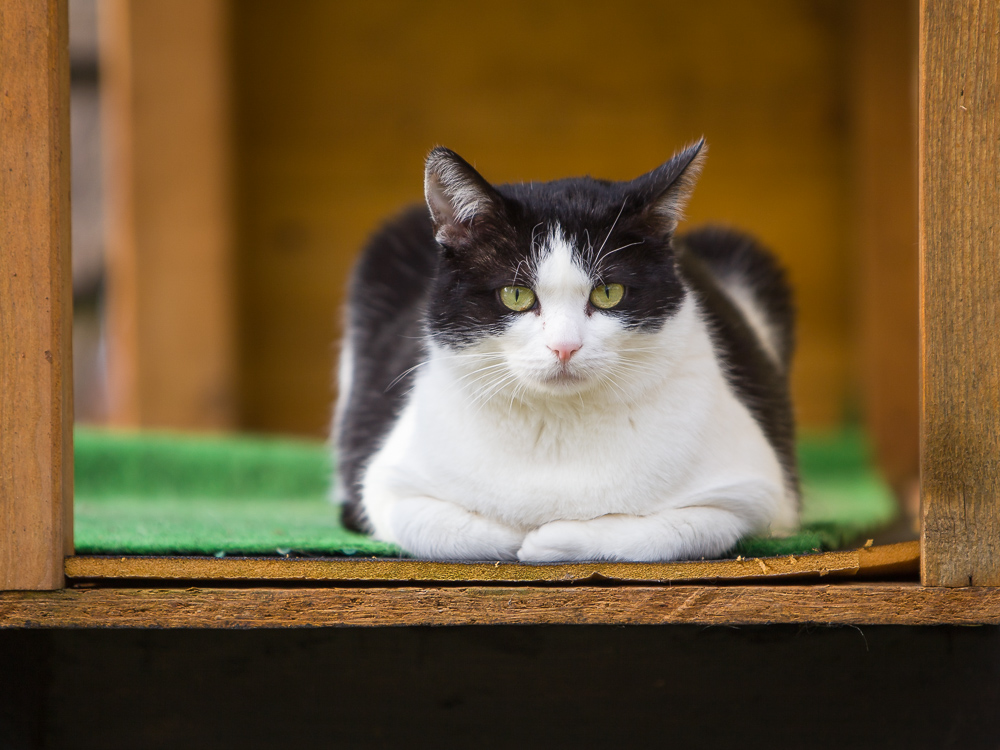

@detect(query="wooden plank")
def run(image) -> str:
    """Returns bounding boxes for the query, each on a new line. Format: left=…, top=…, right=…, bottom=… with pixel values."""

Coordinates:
left=64, top=541, right=920, bottom=584
left=852, top=0, right=920, bottom=510
left=101, top=0, right=236, bottom=430
left=919, top=0, right=1000, bottom=586
left=0, top=0, right=73, bottom=590
left=3, top=582, right=999, bottom=627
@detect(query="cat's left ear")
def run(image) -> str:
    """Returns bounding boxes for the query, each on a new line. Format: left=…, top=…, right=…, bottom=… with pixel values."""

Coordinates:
left=424, top=147, right=503, bottom=244
left=631, top=139, right=706, bottom=234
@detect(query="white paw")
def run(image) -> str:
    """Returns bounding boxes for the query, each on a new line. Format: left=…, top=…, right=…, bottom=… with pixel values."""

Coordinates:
left=390, top=496, right=525, bottom=561
left=517, top=520, right=603, bottom=562
left=517, top=504, right=764, bottom=562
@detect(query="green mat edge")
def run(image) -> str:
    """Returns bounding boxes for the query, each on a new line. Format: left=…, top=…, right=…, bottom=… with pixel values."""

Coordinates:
left=72, top=426, right=899, bottom=559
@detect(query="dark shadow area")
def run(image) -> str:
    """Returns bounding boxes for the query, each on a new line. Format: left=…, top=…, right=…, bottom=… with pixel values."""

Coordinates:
left=2, top=624, right=998, bottom=749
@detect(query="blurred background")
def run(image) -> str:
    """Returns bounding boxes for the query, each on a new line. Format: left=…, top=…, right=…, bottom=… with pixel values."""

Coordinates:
left=70, top=0, right=919, bottom=503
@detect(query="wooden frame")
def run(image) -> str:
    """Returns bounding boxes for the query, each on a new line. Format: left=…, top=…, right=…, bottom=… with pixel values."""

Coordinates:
left=4, top=584, right=1000, bottom=628
left=855, top=0, right=920, bottom=504
left=1, top=0, right=998, bottom=625
left=918, top=0, right=1000, bottom=587
left=0, top=0, right=73, bottom=591
left=101, top=0, right=237, bottom=431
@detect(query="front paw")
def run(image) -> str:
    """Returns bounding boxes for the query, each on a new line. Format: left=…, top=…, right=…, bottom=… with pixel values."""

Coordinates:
left=517, top=520, right=600, bottom=562
left=391, top=497, right=524, bottom=560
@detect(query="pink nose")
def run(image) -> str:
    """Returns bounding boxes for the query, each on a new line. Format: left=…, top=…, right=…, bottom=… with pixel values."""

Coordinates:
left=548, top=342, right=581, bottom=363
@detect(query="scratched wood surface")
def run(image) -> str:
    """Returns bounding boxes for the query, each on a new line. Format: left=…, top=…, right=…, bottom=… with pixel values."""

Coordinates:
left=64, top=541, right=920, bottom=584
left=919, top=0, right=1000, bottom=586
left=0, top=0, right=73, bottom=590
left=3, top=582, right=999, bottom=627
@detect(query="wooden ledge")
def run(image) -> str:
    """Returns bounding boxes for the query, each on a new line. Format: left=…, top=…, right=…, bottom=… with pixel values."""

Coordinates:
left=65, top=541, right=920, bottom=585
left=3, top=582, right=999, bottom=627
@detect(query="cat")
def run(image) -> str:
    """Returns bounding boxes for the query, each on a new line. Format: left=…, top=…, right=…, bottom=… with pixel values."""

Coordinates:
left=333, top=140, right=799, bottom=562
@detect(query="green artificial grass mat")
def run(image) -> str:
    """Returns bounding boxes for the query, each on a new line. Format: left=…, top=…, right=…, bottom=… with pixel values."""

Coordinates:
left=73, top=426, right=899, bottom=559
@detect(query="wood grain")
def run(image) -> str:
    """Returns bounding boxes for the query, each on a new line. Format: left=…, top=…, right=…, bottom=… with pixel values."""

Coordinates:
left=64, top=541, right=920, bottom=584
left=3, top=582, right=999, bottom=627
left=0, top=0, right=73, bottom=590
left=852, top=0, right=920, bottom=504
left=101, top=0, right=236, bottom=430
left=919, top=0, right=1000, bottom=586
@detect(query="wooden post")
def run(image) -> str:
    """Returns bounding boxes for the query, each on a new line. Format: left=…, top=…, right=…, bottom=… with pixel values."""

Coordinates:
left=919, top=0, right=1000, bottom=586
left=0, top=0, right=73, bottom=589
left=853, top=0, right=920, bottom=511
left=101, top=0, right=236, bottom=430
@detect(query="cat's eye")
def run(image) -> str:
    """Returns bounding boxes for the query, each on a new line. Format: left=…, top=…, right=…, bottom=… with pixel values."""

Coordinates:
left=499, top=285, right=536, bottom=312
left=590, top=283, right=625, bottom=309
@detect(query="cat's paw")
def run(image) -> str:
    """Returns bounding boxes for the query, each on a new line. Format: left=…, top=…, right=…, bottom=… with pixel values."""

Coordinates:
left=390, top=496, right=524, bottom=561
left=517, top=520, right=604, bottom=562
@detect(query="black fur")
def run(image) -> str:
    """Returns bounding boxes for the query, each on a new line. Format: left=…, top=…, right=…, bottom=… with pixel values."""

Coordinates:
left=422, top=145, right=701, bottom=347
left=424, top=179, right=689, bottom=347
left=679, top=226, right=795, bottom=366
left=335, top=206, right=436, bottom=531
left=676, top=227, right=799, bottom=501
left=336, top=146, right=798, bottom=530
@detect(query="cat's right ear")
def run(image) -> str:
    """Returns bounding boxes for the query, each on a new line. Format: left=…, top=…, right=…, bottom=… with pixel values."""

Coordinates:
left=631, top=139, right=707, bottom=235
left=425, top=147, right=502, bottom=243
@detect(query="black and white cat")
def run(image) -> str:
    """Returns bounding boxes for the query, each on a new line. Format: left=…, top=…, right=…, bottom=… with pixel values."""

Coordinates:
left=334, top=141, right=799, bottom=562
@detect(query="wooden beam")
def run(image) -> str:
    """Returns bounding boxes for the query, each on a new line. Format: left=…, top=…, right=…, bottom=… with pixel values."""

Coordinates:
left=64, top=542, right=920, bottom=584
left=3, top=583, right=1000, bottom=627
left=919, top=0, right=1000, bottom=586
left=0, top=0, right=72, bottom=590
left=853, top=0, right=920, bottom=508
left=101, top=0, right=236, bottom=430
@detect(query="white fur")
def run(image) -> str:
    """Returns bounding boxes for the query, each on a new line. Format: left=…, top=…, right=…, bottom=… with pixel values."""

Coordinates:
left=717, top=279, right=782, bottom=366
left=333, top=335, right=354, bottom=438
left=425, top=155, right=489, bottom=231
left=331, top=333, right=354, bottom=505
left=358, top=228, right=797, bottom=561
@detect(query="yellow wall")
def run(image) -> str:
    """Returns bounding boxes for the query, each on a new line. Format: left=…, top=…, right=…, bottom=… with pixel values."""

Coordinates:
left=234, top=0, right=855, bottom=435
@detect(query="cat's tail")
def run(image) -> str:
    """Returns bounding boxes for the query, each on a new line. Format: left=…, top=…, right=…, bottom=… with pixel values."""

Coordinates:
left=677, top=226, right=795, bottom=372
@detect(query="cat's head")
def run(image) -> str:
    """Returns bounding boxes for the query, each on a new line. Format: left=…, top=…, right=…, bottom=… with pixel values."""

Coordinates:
left=423, top=141, right=705, bottom=400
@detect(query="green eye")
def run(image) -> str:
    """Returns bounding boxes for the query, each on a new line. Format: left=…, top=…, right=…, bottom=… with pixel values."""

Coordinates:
left=499, top=285, right=536, bottom=312
left=590, top=283, right=625, bottom=309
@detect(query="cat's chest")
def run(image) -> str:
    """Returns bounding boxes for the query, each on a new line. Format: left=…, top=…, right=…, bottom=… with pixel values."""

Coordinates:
left=400, top=385, right=708, bottom=526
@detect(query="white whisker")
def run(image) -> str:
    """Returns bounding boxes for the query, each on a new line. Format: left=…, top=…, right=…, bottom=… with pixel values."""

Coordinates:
left=595, top=198, right=627, bottom=260
left=596, top=239, right=645, bottom=266
left=384, top=360, right=429, bottom=392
